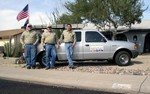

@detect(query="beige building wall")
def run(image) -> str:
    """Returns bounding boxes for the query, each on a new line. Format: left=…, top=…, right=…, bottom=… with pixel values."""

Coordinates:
left=0, top=39, right=9, bottom=46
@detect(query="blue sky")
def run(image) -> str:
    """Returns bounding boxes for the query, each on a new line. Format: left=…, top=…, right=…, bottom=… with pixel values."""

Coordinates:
left=0, top=0, right=150, bottom=30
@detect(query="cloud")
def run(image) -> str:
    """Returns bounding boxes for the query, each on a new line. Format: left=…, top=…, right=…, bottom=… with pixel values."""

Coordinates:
left=0, top=10, right=50, bottom=31
left=0, top=0, right=149, bottom=31
left=30, top=12, right=50, bottom=25
left=0, top=9, right=22, bottom=30
left=143, top=0, right=150, bottom=19
left=0, top=0, right=71, bottom=31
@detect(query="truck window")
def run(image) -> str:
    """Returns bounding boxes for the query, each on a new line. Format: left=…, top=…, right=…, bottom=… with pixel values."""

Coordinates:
left=86, top=31, right=103, bottom=42
left=75, top=32, right=81, bottom=42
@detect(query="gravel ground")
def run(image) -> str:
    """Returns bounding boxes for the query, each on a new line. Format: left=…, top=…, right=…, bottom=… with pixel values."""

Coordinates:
left=0, top=55, right=150, bottom=76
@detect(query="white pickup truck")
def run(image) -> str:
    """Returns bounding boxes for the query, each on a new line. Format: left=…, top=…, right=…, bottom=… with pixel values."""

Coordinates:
left=36, top=29, right=139, bottom=67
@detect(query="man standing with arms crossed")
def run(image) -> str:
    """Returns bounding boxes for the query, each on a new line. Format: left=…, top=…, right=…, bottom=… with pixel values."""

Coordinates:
left=20, top=24, right=39, bottom=69
left=59, top=24, right=76, bottom=69
left=41, top=25, right=58, bottom=70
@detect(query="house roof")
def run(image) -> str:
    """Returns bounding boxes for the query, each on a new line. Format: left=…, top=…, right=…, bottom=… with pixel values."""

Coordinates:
left=31, top=24, right=85, bottom=30
left=114, top=20, right=150, bottom=30
left=0, top=20, right=150, bottom=39
left=0, top=29, right=24, bottom=38
left=83, top=20, right=150, bottom=30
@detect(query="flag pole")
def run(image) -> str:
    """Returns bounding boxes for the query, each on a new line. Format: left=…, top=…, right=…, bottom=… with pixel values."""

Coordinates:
left=23, top=1, right=30, bottom=29
left=28, top=0, right=30, bottom=23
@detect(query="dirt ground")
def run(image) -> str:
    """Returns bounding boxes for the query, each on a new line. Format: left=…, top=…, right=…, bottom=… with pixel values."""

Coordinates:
left=0, top=55, right=150, bottom=75
left=123, top=54, right=150, bottom=70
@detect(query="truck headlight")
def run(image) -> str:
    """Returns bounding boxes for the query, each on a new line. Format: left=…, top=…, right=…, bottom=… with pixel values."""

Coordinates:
left=134, top=44, right=138, bottom=50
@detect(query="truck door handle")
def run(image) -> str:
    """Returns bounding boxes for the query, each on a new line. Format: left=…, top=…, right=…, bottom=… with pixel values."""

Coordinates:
left=85, top=44, right=89, bottom=46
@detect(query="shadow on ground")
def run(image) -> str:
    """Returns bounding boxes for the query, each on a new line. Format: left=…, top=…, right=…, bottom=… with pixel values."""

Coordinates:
left=55, top=60, right=143, bottom=68
left=130, top=60, right=143, bottom=65
left=21, top=60, right=143, bottom=69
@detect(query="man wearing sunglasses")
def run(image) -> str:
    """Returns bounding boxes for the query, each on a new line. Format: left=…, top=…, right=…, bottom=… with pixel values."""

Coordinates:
left=59, top=24, right=76, bottom=69
left=20, top=24, right=39, bottom=69
left=41, top=25, right=58, bottom=70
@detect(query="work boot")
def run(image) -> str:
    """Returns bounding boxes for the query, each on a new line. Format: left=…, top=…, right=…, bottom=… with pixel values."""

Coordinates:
left=31, top=66, right=36, bottom=69
left=45, top=66, right=50, bottom=70
left=51, top=66, right=57, bottom=69
left=27, top=65, right=31, bottom=69
left=68, top=65, right=76, bottom=69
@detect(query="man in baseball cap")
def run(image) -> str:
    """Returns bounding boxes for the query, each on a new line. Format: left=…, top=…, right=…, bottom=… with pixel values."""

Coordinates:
left=20, top=23, right=39, bottom=69
left=41, top=24, right=58, bottom=70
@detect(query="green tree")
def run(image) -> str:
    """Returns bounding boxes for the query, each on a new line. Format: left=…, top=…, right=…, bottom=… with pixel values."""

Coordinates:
left=46, top=8, right=82, bottom=38
left=45, top=9, right=64, bottom=38
left=56, top=14, right=82, bottom=24
left=65, top=0, right=147, bottom=40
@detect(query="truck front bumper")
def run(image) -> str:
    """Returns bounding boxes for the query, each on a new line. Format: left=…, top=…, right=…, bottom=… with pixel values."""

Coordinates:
left=131, top=50, right=139, bottom=58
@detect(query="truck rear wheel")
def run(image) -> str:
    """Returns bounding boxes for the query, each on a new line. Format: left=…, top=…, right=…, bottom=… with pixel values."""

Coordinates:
left=115, top=51, right=131, bottom=66
left=39, top=52, right=46, bottom=67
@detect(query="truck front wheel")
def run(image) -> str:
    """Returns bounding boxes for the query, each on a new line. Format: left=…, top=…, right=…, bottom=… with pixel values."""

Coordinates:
left=115, top=51, right=131, bottom=66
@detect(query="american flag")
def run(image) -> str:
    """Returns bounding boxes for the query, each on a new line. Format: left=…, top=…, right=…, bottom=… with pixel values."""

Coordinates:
left=17, top=4, right=28, bottom=21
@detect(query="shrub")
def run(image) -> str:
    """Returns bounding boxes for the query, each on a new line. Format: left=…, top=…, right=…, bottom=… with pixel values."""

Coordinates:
left=3, top=41, right=21, bottom=57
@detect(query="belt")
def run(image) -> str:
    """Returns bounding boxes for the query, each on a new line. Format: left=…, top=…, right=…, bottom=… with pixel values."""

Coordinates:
left=25, top=43, right=33, bottom=45
left=45, top=43, right=55, bottom=45
left=65, top=42, right=73, bottom=43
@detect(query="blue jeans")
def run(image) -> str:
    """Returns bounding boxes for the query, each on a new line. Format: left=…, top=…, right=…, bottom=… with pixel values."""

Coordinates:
left=24, top=44, right=36, bottom=67
left=45, top=44, right=56, bottom=67
left=65, top=43, right=74, bottom=66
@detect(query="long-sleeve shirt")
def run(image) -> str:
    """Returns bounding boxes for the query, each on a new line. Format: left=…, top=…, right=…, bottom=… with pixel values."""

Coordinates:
left=41, top=30, right=58, bottom=46
left=59, top=30, right=76, bottom=45
left=20, top=30, right=39, bottom=45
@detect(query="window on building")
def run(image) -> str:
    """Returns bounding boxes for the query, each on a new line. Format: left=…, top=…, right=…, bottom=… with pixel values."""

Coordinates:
left=116, top=34, right=127, bottom=41
left=133, top=35, right=138, bottom=41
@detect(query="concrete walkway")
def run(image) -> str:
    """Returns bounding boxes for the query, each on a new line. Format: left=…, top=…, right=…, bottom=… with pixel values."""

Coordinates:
left=0, top=66, right=149, bottom=94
